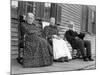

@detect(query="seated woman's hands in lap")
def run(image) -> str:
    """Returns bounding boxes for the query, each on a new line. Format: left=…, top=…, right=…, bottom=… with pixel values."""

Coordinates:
left=52, top=35, right=61, bottom=40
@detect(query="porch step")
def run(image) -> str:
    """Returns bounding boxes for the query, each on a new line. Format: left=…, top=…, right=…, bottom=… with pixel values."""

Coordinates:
left=11, top=41, right=18, bottom=46
left=11, top=54, right=18, bottom=59
left=11, top=28, right=18, bottom=33
left=11, top=32, right=18, bottom=37
left=11, top=38, right=18, bottom=41
left=11, top=23, right=18, bottom=28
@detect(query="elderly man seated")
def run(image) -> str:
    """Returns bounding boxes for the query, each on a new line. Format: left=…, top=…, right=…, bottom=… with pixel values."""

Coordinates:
left=64, top=22, right=94, bottom=61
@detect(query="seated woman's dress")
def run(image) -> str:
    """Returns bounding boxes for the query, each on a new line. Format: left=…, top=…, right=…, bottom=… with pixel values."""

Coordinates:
left=44, top=25, right=72, bottom=60
left=20, top=22, right=53, bottom=67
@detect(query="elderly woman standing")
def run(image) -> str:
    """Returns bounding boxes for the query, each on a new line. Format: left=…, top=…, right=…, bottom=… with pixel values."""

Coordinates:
left=44, top=17, right=72, bottom=62
left=20, top=13, right=53, bottom=67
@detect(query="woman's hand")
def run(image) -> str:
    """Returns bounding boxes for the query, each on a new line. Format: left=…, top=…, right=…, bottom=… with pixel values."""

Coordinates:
left=75, top=37, right=80, bottom=40
left=52, top=35, right=57, bottom=38
left=53, top=35, right=61, bottom=39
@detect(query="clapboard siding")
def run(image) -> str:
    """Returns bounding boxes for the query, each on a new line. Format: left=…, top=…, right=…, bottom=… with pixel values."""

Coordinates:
left=11, top=23, right=18, bottom=28
left=57, top=4, right=82, bottom=52
left=11, top=46, right=18, bottom=54
left=58, top=4, right=82, bottom=36
left=11, top=33, right=18, bottom=38
left=61, top=16, right=80, bottom=25
left=61, top=4, right=81, bottom=17
left=11, top=19, right=19, bottom=59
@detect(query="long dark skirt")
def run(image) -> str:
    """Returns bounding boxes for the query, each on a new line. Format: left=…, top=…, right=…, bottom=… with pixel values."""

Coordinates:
left=22, top=34, right=53, bottom=68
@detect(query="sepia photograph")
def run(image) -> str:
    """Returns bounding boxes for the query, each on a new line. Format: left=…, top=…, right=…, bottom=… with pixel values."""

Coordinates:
left=11, top=0, right=96, bottom=74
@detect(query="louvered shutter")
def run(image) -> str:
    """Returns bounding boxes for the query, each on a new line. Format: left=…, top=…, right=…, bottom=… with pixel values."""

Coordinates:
left=81, top=5, right=88, bottom=32
left=56, top=4, right=62, bottom=24
left=27, top=2, right=33, bottom=13
left=50, top=3, right=57, bottom=18
left=35, top=2, right=44, bottom=19
left=88, top=8, right=93, bottom=34
left=17, top=1, right=27, bottom=16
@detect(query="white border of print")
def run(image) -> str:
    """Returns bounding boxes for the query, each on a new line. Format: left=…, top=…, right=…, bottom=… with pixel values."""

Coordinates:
left=0, top=0, right=99, bottom=75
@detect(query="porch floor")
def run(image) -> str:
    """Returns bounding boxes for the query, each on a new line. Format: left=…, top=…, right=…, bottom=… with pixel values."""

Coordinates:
left=11, top=56, right=96, bottom=74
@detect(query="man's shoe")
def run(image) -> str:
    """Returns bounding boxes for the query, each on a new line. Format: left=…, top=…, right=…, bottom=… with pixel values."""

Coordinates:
left=54, top=57, right=65, bottom=62
left=88, top=58, right=94, bottom=61
left=83, top=58, right=88, bottom=61
left=64, top=56, right=69, bottom=62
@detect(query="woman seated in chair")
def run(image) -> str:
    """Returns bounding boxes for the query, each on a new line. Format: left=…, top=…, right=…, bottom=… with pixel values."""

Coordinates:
left=44, top=17, right=72, bottom=62
left=19, top=13, right=53, bottom=67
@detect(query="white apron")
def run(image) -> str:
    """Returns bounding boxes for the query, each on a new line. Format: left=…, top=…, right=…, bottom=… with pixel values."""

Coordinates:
left=52, top=38, right=72, bottom=60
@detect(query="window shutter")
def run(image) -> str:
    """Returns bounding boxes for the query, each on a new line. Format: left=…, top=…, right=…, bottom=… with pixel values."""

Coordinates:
left=35, top=2, right=44, bottom=19
left=40, top=3, right=44, bottom=19
left=50, top=3, right=57, bottom=18
left=56, top=5, right=62, bottom=24
left=35, top=2, right=40, bottom=19
left=87, top=8, right=93, bottom=34
left=81, top=5, right=88, bottom=32
left=50, top=4, right=61, bottom=24
left=92, top=11, right=96, bottom=34
left=18, top=1, right=27, bottom=16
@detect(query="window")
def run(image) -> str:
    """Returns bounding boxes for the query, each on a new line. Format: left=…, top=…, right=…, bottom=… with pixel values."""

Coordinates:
left=17, top=2, right=62, bottom=24
left=91, top=11, right=96, bottom=34
left=44, top=3, right=51, bottom=22
left=50, top=3, right=62, bottom=24
left=11, top=1, right=18, bottom=18
left=81, top=5, right=88, bottom=32
left=27, top=2, right=33, bottom=13
left=81, top=5, right=96, bottom=34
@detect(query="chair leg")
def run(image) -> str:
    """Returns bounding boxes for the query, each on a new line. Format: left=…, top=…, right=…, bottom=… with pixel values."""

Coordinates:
left=76, top=49, right=82, bottom=59
left=72, top=49, right=76, bottom=59
left=72, top=49, right=81, bottom=59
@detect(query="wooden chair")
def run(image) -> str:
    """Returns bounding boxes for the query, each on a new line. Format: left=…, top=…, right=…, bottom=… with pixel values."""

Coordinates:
left=17, top=16, right=25, bottom=64
left=64, top=21, right=82, bottom=59
left=63, top=37, right=82, bottom=59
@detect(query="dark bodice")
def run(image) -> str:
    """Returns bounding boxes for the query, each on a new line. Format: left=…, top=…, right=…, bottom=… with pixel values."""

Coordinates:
left=44, top=25, right=58, bottom=39
left=21, top=22, right=43, bottom=36
left=20, top=22, right=44, bottom=42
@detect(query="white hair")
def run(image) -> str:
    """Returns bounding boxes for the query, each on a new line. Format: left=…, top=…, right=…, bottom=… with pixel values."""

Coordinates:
left=25, top=13, right=35, bottom=24
left=50, top=17, right=55, bottom=20
left=26, top=13, right=34, bottom=18
left=69, top=21, right=75, bottom=31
